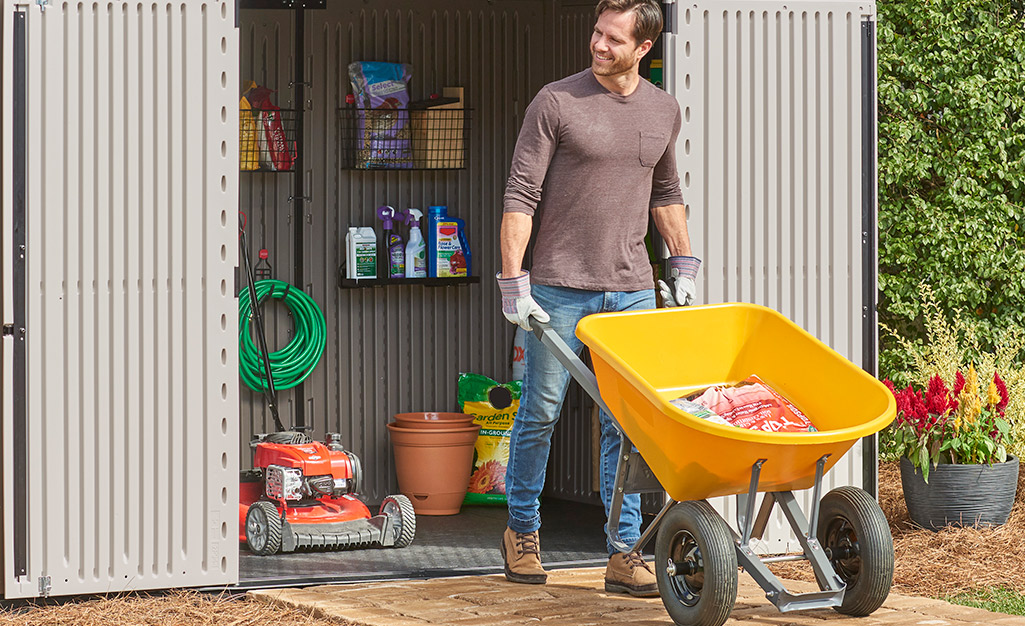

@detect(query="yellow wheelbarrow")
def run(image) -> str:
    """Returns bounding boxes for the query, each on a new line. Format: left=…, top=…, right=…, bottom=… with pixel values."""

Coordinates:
left=531, top=303, right=896, bottom=626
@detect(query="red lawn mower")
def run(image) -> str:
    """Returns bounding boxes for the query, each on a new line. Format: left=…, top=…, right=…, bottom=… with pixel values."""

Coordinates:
left=238, top=213, right=414, bottom=555
left=239, top=431, right=415, bottom=555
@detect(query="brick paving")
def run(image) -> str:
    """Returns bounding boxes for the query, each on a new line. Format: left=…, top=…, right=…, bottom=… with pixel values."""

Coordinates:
left=248, top=566, right=1025, bottom=626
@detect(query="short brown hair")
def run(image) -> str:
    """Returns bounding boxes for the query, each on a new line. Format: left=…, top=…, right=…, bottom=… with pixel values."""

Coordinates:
left=594, top=0, right=663, bottom=45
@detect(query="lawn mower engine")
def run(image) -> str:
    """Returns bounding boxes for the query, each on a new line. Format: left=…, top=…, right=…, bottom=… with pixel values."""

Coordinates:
left=239, top=431, right=415, bottom=555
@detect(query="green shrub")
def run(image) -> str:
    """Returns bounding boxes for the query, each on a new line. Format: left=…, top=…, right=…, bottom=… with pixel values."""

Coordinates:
left=877, top=0, right=1025, bottom=386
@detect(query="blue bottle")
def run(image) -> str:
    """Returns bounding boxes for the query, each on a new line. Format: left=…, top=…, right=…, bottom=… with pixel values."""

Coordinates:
left=426, top=205, right=447, bottom=278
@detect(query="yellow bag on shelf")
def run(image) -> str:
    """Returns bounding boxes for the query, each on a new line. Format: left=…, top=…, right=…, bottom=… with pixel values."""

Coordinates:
left=239, top=95, right=259, bottom=171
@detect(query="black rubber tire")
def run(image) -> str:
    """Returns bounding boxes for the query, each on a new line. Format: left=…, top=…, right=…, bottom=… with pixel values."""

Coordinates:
left=655, top=501, right=738, bottom=626
left=381, top=494, right=416, bottom=548
left=817, top=486, right=894, bottom=616
left=245, top=501, right=283, bottom=556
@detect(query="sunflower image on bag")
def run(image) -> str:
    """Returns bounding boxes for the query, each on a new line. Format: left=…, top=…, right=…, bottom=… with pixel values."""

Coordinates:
left=457, top=373, right=520, bottom=505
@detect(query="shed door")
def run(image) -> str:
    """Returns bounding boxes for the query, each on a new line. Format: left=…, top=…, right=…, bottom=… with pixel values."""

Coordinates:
left=1, top=0, right=240, bottom=598
left=665, top=0, right=878, bottom=553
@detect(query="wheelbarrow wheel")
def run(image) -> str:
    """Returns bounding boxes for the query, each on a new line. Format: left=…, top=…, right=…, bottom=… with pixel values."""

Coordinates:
left=381, top=494, right=416, bottom=548
left=245, top=501, right=283, bottom=556
left=655, top=501, right=738, bottom=626
left=817, top=486, right=894, bottom=616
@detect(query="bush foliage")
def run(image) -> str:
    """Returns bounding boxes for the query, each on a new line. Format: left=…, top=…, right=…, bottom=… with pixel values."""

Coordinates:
left=877, top=0, right=1025, bottom=384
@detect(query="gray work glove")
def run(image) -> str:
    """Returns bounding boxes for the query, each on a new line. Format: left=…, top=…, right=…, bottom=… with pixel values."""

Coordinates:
left=497, top=271, right=550, bottom=331
left=657, top=256, right=701, bottom=307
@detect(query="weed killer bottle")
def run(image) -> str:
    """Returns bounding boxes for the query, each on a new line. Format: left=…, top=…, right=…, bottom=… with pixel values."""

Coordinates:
left=405, top=209, right=427, bottom=278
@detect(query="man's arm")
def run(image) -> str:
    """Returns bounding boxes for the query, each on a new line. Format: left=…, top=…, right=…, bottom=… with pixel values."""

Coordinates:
left=650, top=203, right=692, bottom=257
left=500, top=212, right=533, bottom=278
left=652, top=203, right=700, bottom=307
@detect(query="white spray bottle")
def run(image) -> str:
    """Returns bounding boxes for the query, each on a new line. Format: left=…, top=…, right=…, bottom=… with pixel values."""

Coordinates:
left=404, top=208, right=427, bottom=278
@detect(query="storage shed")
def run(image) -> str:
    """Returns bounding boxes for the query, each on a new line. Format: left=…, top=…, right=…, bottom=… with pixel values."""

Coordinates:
left=1, top=0, right=877, bottom=598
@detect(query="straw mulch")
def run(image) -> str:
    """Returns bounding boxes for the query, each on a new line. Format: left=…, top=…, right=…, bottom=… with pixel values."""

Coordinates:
left=770, top=459, right=1025, bottom=597
left=0, top=589, right=351, bottom=626
left=4, top=461, right=1024, bottom=624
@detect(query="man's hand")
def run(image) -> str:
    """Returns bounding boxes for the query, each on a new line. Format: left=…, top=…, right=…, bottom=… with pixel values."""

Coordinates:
left=658, top=256, right=701, bottom=307
left=497, top=271, right=550, bottom=331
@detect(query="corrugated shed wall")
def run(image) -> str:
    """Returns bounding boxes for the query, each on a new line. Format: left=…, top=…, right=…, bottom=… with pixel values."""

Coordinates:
left=239, top=0, right=605, bottom=504
left=239, top=10, right=300, bottom=435
left=4, top=0, right=239, bottom=597
left=671, top=0, right=872, bottom=552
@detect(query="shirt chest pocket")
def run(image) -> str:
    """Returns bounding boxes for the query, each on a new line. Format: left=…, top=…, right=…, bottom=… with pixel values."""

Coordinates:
left=639, top=131, right=669, bottom=168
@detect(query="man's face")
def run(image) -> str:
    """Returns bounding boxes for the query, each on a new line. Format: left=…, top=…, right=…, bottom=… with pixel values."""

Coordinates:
left=590, top=10, right=649, bottom=77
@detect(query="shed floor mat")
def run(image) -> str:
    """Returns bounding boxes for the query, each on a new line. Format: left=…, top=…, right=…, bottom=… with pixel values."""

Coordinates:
left=236, top=498, right=611, bottom=590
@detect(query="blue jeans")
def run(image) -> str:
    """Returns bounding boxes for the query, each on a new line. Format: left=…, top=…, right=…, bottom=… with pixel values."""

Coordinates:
left=506, top=284, right=655, bottom=556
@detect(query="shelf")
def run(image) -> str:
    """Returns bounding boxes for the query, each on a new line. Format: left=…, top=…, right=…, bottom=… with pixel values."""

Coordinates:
left=339, top=275, right=480, bottom=289
left=338, top=107, right=471, bottom=170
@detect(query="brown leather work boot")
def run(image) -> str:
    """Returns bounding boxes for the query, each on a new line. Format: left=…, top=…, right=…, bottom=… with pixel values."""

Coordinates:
left=500, top=527, right=547, bottom=584
left=604, top=551, right=659, bottom=597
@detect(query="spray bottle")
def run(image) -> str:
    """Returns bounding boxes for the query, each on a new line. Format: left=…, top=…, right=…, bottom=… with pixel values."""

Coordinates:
left=404, top=208, right=427, bottom=278
left=377, top=205, right=406, bottom=278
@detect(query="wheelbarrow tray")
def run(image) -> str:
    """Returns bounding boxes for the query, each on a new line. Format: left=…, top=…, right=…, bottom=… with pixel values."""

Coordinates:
left=576, top=302, right=895, bottom=503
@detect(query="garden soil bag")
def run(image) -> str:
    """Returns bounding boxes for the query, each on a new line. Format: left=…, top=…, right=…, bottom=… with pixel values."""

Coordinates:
left=458, top=373, right=520, bottom=505
left=674, top=375, right=817, bottom=433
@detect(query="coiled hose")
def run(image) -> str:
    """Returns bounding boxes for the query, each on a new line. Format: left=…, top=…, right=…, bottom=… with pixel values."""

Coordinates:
left=239, top=279, right=326, bottom=392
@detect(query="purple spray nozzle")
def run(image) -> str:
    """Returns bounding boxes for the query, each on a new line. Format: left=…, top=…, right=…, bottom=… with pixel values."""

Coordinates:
left=377, top=205, right=397, bottom=229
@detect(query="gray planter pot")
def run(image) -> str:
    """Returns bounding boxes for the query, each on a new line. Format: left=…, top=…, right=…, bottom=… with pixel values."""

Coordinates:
left=900, top=455, right=1019, bottom=530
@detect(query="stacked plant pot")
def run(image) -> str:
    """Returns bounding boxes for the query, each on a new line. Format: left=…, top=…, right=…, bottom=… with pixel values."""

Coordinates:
left=387, top=412, right=480, bottom=515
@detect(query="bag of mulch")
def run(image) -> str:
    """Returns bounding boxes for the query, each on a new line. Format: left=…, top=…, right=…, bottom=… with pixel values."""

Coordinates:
left=458, top=372, right=520, bottom=505
left=676, top=375, right=817, bottom=433
left=239, top=95, right=259, bottom=171
left=347, top=61, right=413, bottom=168
left=243, top=81, right=294, bottom=172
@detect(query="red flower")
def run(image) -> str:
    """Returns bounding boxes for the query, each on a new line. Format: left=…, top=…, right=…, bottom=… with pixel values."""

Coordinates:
left=924, top=374, right=952, bottom=416
left=994, top=372, right=1010, bottom=415
left=953, top=370, right=967, bottom=397
left=905, top=386, right=928, bottom=429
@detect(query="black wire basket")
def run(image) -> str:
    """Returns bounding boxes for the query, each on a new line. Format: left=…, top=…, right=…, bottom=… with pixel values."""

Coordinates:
left=240, top=108, right=299, bottom=173
left=338, top=106, right=470, bottom=170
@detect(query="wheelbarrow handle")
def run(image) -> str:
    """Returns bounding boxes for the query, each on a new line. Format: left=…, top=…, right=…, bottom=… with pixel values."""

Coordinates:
left=529, top=318, right=615, bottom=421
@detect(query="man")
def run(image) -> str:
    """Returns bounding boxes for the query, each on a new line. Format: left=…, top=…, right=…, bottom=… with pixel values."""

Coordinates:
left=496, top=0, right=700, bottom=598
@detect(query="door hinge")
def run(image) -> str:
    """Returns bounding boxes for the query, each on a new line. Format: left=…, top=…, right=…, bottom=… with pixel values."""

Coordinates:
left=38, top=576, right=51, bottom=597
left=2, top=324, right=13, bottom=337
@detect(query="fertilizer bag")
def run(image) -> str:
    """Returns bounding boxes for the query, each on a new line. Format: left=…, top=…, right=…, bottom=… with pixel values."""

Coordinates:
left=457, top=372, right=520, bottom=505
left=347, top=61, right=413, bottom=167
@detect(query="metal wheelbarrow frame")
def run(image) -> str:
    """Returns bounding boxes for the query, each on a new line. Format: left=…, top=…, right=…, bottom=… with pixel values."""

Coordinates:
left=530, top=303, right=895, bottom=626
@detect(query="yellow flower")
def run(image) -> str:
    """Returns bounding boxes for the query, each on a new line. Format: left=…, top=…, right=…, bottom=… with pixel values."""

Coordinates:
left=987, top=380, right=1001, bottom=408
left=954, top=415, right=963, bottom=431
left=956, top=364, right=982, bottom=426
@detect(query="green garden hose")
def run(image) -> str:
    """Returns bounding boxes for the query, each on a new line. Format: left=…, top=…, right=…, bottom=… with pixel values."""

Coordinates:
left=239, top=279, right=326, bottom=392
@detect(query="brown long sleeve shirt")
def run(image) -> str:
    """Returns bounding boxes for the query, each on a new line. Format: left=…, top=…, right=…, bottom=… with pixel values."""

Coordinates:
left=503, top=69, right=684, bottom=292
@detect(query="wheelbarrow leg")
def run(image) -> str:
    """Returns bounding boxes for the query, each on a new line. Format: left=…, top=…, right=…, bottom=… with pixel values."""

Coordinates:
left=732, top=457, right=846, bottom=613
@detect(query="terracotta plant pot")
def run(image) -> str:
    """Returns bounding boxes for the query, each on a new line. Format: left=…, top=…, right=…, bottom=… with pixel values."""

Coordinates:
left=387, top=422, right=480, bottom=515
left=394, top=411, right=476, bottom=426
left=391, top=419, right=475, bottom=430
left=900, top=455, right=1019, bottom=530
